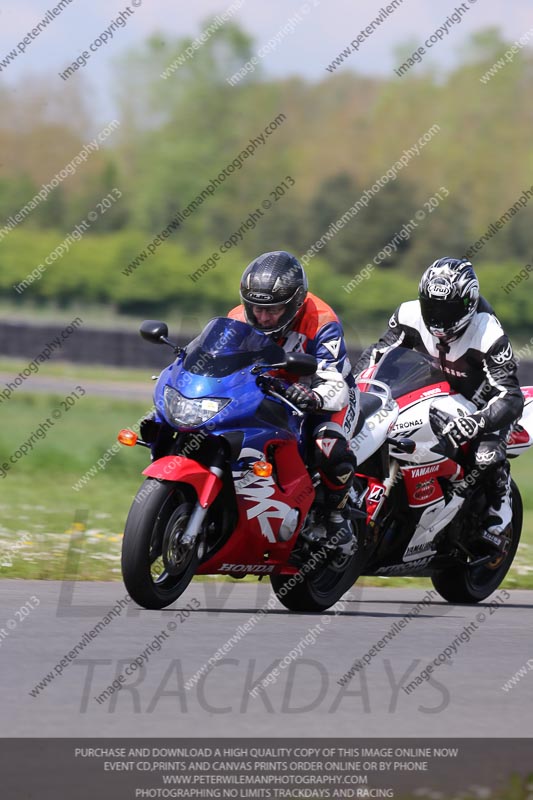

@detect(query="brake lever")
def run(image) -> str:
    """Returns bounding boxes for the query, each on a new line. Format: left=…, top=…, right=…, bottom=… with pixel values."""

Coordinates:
left=430, top=433, right=460, bottom=459
left=256, top=374, right=285, bottom=393
left=256, top=375, right=305, bottom=417
left=267, top=390, right=305, bottom=417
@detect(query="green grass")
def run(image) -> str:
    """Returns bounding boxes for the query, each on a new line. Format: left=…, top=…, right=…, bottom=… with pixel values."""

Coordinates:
left=0, top=393, right=150, bottom=580
left=1, top=388, right=532, bottom=587
left=0, top=356, right=154, bottom=384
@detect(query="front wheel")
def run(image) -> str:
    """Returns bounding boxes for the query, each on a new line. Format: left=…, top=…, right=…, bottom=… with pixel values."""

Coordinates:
left=431, top=480, right=522, bottom=604
left=121, top=479, right=200, bottom=609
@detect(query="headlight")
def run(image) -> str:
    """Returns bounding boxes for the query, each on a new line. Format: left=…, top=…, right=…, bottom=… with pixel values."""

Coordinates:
left=163, top=386, right=230, bottom=428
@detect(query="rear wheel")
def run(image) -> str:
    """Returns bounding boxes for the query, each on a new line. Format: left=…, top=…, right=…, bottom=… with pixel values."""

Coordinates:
left=270, top=522, right=365, bottom=612
left=431, top=480, right=522, bottom=604
left=121, top=479, right=200, bottom=609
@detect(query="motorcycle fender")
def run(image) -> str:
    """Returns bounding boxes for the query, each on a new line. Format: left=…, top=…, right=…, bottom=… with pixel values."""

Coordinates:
left=518, top=387, right=533, bottom=438
left=143, top=455, right=222, bottom=508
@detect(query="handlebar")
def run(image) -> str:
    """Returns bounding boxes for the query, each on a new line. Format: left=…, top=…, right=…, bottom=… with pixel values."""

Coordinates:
left=256, top=374, right=306, bottom=417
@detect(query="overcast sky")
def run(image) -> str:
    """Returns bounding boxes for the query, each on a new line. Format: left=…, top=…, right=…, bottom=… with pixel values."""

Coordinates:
left=1, top=0, right=531, bottom=123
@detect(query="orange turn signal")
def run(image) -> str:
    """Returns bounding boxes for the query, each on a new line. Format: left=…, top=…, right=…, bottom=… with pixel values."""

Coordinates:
left=118, top=429, right=138, bottom=446
left=253, top=460, right=272, bottom=477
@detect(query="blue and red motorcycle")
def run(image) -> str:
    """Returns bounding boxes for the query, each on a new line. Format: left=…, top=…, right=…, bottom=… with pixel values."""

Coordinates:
left=118, top=317, right=388, bottom=611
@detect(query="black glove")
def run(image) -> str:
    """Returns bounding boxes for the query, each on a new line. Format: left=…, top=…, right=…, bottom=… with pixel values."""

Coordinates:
left=284, top=383, right=323, bottom=412
left=442, top=414, right=485, bottom=447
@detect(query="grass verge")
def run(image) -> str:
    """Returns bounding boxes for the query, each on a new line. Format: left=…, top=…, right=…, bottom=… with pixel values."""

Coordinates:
left=0, top=390, right=532, bottom=588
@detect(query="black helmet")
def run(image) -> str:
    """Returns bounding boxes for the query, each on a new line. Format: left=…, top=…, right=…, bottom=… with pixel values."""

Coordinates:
left=419, top=257, right=479, bottom=343
left=239, top=251, right=308, bottom=335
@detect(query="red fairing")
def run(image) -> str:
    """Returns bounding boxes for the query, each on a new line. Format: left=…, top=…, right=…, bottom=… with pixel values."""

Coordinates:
left=356, top=366, right=378, bottom=393
left=359, top=477, right=387, bottom=524
left=401, top=459, right=460, bottom=508
left=508, top=428, right=531, bottom=446
left=507, top=387, right=533, bottom=446
left=396, top=381, right=451, bottom=410
left=143, top=456, right=222, bottom=508
left=198, top=440, right=314, bottom=576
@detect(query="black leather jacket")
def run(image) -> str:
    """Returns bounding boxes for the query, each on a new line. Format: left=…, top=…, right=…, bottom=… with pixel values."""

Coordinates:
left=354, top=296, right=524, bottom=432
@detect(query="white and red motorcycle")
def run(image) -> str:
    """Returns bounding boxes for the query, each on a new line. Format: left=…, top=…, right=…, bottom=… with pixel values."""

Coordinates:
left=347, top=346, right=533, bottom=603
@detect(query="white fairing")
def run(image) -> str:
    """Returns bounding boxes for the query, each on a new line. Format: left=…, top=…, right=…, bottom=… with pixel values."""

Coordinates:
left=391, top=390, right=533, bottom=562
left=402, top=495, right=465, bottom=562
left=389, top=393, right=476, bottom=465
left=349, top=381, right=399, bottom=464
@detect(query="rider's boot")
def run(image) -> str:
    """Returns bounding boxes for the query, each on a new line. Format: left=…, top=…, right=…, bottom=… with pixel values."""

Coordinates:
left=481, top=461, right=512, bottom=555
left=326, top=510, right=356, bottom=554
left=452, top=462, right=511, bottom=557
left=313, top=426, right=357, bottom=555
left=324, top=477, right=357, bottom=555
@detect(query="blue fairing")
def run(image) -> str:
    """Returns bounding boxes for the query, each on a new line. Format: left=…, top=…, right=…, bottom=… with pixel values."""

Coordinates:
left=152, top=317, right=304, bottom=454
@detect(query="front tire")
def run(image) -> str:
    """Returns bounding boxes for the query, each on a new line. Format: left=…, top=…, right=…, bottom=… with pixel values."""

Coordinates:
left=121, top=479, right=200, bottom=609
left=431, top=480, right=522, bottom=604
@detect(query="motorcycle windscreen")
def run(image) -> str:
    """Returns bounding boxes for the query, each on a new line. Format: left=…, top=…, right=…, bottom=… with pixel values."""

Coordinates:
left=372, top=346, right=447, bottom=399
left=182, top=317, right=284, bottom=378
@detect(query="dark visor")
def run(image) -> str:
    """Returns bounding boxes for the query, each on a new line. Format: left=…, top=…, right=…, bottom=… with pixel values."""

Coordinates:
left=420, top=297, right=468, bottom=328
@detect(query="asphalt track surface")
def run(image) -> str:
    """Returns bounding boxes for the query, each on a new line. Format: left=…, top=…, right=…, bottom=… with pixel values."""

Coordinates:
left=2, top=580, right=532, bottom=737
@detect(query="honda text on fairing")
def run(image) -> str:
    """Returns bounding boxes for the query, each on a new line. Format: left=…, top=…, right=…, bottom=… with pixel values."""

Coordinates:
left=350, top=347, right=533, bottom=602
left=117, top=317, right=393, bottom=612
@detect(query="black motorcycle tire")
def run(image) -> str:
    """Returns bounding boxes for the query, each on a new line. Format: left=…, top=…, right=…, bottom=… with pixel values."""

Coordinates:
left=121, top=479, right=200, bottom=610
left=431, top=480, right=522, bottom=604
left=269, top=523, right=364, bottom=612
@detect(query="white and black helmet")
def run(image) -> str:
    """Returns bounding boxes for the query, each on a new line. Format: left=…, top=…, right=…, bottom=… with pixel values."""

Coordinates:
left=239, top=251, right=308, bottom=335
left=419, top=257, right=480, bottom=342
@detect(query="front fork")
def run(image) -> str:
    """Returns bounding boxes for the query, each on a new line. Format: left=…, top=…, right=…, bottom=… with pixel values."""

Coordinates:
left=142, top=446, right=226, bottom=555
left=180, top=464, right=224, bottom=551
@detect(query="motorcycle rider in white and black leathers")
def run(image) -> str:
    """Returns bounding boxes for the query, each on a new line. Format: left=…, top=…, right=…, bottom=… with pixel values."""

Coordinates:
left=354, top=257, right=524, bottom=555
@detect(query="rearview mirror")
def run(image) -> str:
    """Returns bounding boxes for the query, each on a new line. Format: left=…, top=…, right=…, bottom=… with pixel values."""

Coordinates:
left=283, top=353, right=318, bottom=377
left=140, top=320, right=169, bottom=344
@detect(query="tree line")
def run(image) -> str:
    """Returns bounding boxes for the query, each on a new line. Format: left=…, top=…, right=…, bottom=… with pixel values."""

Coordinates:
left=0, top=23, right=531, bottom=341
